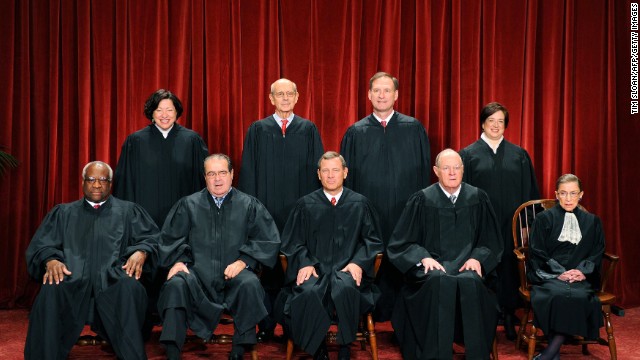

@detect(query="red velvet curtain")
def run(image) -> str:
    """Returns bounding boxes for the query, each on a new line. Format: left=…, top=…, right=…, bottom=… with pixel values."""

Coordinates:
left=1, top=0, right=637, bottom=308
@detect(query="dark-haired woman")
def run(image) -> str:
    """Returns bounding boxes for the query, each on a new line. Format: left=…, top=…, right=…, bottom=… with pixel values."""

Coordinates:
left=527, top=174, right=605, bottom=360
left=113, top=89, right=209, bottom=228
left=459, top=102, right=540, bottom=339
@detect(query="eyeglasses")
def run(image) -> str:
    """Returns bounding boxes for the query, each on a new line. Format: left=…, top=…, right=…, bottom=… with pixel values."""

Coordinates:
left=439, top=165, right=463, bottom=172
left=84, top=177, right=111, bottom=185
left=272, top=91, right=296, bottom=99
left=557, top=191, right=581, bottom=199
left=206, top=170, right=230, bottom=178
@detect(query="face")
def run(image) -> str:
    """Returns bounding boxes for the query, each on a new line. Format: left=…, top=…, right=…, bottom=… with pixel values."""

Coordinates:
left=83, top=164, right=112, bottom=203
left=317, top=157, right=348, bottom=194
left=152, top=99, right=178, bottom=131
left=433, top=152, right=464, bottom=193
left=556, top=181, right=583, bottom=212
left=269, top=80, right=299, bottom=114
left=482, top=110, right=506, bottom=141
left=204, top=158, right=234, bottom=197
left=368, top=77, right=398, bottom=114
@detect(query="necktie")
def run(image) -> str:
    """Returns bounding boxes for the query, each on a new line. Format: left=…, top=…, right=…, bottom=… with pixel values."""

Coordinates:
left=214, top=197, right=224, bottom=208
left=381, top=120, right=387, bottom=128
left=449, top=195, right=456, bottom=204
left=331, top=197, right=337, bottom=206
left=93, top=204, right=100, bottom=209
left=281, top=119, right=288, bottom=136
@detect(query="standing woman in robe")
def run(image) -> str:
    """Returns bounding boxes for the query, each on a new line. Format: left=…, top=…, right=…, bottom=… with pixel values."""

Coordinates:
left=459, top=102, right=540, bottom=339
left=113, top=89, right=209, bottom=228
left=112, top=89, right=209, bottom=333
left=527, top=174, right=605, bottom=360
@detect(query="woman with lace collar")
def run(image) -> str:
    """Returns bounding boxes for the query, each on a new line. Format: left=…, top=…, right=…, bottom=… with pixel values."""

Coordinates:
left=527, top=174, right=606, bottom=360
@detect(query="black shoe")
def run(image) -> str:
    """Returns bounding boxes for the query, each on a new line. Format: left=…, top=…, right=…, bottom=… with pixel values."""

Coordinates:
left=256, top=329, right=274, bottom=343
left=504, top=313, right=517, bottom=341
left=338, top=344, right=351, bottom=360
left=165, top=343, right=181, bottom=360
left=313, top=344, right=329, bottom=360
left=228, top=353, right=243, bottom=360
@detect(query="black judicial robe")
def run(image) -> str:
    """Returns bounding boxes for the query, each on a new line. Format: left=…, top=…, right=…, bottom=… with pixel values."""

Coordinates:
left=25, top=197, right=159, bottom=360
left=239, top=115, right=324, bottom=231
left=528, top=205, right=605, bottom=339
left=340, top=112, right=430, bottom=321
left=387, top=183, right=503, bottom=360
left=279, top=188, right=384, bottom=354
left=340, top=112, right=430, bottom=242
left=460, top=139, right=540, bottom=311
left=157, top=188, right=281, bottom=340
left=113, top=123, right=209, bottom=228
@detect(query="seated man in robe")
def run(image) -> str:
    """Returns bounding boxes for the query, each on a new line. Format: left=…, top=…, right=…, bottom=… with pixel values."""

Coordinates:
left=279, top=151, right=384, bottom=360
left=157, top=154, right=281, bottom=360
left=387, top=148, right=503, bottom=360
left=25, top=161, right=159, bottom=360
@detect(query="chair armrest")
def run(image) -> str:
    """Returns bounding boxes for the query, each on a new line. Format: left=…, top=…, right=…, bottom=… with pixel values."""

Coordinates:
left=513, top=247, right=529, bottom=292
left=600, top=252, right=619, bottom=293
left=279, top=254, right=288, bottom=273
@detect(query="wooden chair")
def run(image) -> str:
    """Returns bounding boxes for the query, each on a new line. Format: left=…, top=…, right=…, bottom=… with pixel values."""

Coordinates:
left=279, top=253, right=383, bottom=360
left=512, top=199, right=619, bottom=359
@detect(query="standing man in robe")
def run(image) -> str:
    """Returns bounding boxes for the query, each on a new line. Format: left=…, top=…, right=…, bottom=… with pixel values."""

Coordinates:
left=340, top=72, right=431, bottom=321
left=388, top=149, right=503, bottom=360
left=239, top=78, right=324, bottom=341
left=157, top=154, right=281, bottom=360
left=279, top=151, right=383, bottom=360
left=25, top=161, right=159, bottom=360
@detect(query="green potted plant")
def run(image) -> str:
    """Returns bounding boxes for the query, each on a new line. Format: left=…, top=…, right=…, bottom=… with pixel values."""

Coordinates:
left=0, top=146, right=19, bottom=177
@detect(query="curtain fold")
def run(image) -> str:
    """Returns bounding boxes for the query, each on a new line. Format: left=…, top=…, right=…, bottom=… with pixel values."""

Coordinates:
left=0, top=0, right=636, bottom=308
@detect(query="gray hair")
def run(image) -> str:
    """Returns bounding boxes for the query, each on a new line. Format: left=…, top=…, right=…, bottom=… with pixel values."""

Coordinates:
left=317, top=151, right=347, bottom=169
left=82, top=161, right=113, bottom=179
left=434, top=148, right=461, bottom=167
left=270, top=78, right=298, bottom=94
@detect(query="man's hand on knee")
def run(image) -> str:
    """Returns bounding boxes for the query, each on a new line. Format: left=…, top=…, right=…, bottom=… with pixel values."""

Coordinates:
left=44, top=259, right=72, bottom=285
left=224, top=260, right=247, bottom=280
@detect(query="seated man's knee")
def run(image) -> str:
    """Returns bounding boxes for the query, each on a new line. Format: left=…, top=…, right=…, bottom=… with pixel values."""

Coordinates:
left=162, top=275, right=189, bottom=294
left=230, top=271, right=262, bottom=293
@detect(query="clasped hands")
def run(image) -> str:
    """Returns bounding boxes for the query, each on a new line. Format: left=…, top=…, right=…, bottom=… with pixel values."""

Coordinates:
left=296, top=263, right=363, bottom=286
left=557, top=269, right=585, bottom=283
left=43, top=250, right=147, bottom=285
left=421, top=257, right=482, bottom=277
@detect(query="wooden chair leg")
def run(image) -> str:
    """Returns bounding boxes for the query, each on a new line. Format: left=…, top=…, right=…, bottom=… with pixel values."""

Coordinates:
left=492, top=337, right=498, bottom=359
left=286, top=338, right=294, bottom=360
left=516, top=305, right=530, bottom=350
left=527, top=323, right=537, bottom=360
left=366, top=313, right=378, bottom=360
left=602, top=304, right=617, bottom=360
left=250, top=345, right=259, bottom=360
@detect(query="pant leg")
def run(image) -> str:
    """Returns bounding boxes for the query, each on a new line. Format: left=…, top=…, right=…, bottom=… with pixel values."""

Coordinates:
left=331, top=271, right=361, bottom=345
left=158, top=276, right=191, bottom=350
left=289, top=274, right=332, bottom=355
left=457, top=271, right=497, bottom=360
left=225, top=270, right=267, bottom=345
left=95, top=276, right=148, bottom=360
left=25, top=282, right=88, bottom=360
